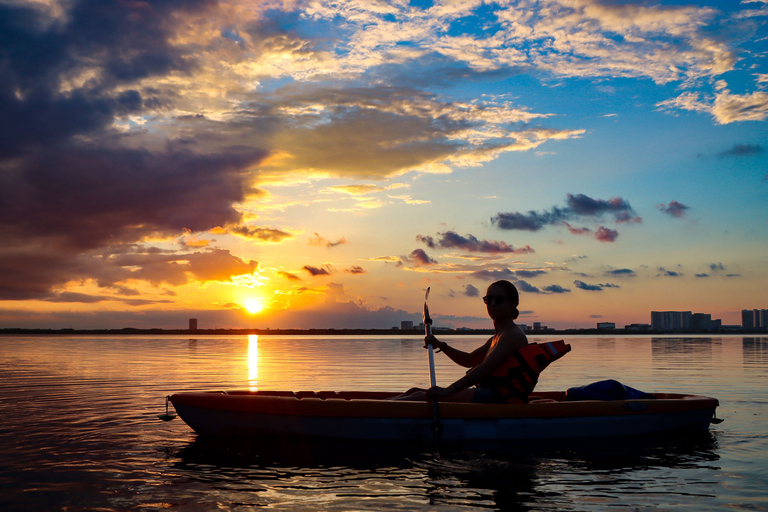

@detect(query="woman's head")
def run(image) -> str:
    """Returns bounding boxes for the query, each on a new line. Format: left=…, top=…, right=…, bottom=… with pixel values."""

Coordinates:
left=484, top=280, right=520, bottom=320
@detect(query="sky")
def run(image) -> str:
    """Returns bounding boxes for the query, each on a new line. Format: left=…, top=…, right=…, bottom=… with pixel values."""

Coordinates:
left=1, top=0, right=767, bottom=331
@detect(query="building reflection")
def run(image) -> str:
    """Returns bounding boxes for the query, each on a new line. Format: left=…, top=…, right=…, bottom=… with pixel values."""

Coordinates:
left=742, top=336, right=768, bottom=367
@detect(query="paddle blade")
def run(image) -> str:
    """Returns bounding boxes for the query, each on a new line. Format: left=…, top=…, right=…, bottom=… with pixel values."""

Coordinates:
left=422, top=287, right=432, bottom=326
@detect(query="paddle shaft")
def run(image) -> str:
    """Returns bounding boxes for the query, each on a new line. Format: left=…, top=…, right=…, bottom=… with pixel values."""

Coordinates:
left=423, top=288, right=441, bottom=439
left=426, top=321, right=437, bottom=387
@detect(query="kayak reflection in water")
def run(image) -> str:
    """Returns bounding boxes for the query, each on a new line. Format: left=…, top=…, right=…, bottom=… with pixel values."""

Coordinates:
left=393, top=280, right=529, bottom=403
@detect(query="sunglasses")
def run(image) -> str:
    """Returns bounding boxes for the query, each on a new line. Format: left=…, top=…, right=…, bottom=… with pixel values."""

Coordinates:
left=482, top=295, right=509, bottom=305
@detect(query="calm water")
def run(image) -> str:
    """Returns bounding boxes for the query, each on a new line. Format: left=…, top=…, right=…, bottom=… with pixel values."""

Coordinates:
left=1, top=334, right=767, bottom=511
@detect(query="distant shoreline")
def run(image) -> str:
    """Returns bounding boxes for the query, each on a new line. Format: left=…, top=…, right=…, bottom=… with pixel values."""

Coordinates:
left=1, top=327, right=764, bottom=336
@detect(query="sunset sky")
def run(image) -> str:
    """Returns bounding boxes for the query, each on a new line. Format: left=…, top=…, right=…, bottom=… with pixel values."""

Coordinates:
left=1, top=0, right=767, bottom=330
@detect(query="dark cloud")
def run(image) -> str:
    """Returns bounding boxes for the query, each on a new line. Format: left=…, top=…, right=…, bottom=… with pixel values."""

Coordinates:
left=718, top=143, right=764, bottom=158
left=0, top=1, right=265, bottom=302
left=595, top=226, right=619, bottom=242
left=563, top=222, right=592, bottom=236
left=517, top=281, right=571, bottom=294
left=491, top=194, right=640, bottom=238
left=491, top=209, right=568, bottom=231
left=231, top=226, right=294, bottom=243
left=470, top=268, right=548, bottom=281
left=406, top=249, right=438, bottom=266
left=513, top=270, right=547, bottom=279
left=0, top=0, right=216, bottom=157
left=0, top=145, right=265, bottom=299
left=44, top=291, right=174, bottom=305
left=605, top=268, right=636, bottom=277
left=471, top=269, right=516, bottom=281
left=7, top=146, right=263, bottom=247
left=417, top=231, right=534, bottom=254
left=303, top=265, right=334, bottom=276
left=345, top=266, right=366, bottom=274
left=574, top=280, right=619, bottom=291
left=515, top=280, right=542, bottom=294
left=278, top=271, right=302, bottom=281
left=657, top=267, right=682, bottom=277
left=542, top=284, right=570, bottom=293
left=574, top=280, right=602, bottom=291
left=657, top=200, right=690, bottom=218
left=463, top=284, right=480, bottom=297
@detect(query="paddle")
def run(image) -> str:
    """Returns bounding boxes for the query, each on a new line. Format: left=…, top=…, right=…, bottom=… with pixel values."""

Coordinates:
left=423, top=287, right=442, bottom=438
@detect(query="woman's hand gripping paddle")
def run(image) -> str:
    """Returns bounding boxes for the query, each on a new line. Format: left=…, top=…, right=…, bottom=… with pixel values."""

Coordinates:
left=423, top=288, right=442, bottom=439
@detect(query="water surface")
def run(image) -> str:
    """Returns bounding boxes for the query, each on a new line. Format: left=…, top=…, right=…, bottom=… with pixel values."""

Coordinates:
left=1, top=334, right=766, bottom=511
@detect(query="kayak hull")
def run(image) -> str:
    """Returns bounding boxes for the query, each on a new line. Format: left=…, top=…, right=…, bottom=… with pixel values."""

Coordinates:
left=170, top=390, right=719, bottom=442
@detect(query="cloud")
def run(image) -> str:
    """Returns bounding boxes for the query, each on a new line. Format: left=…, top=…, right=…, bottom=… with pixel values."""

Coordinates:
left=696, top=263, right=727, bottom=278
left=230, top=226, right=294, bottom=243
left=658, top=88, right=768, bottom=124
left=514, top=270, right=547, bottom=279
left=605, top=268, right=636, bottom=277
left=463, top=284, right=480, bottom=297
left=657, top=267, right=683, bottom=277
left=278, top=271, right=302, bottom=281
left=417, top=231, right=534, bottom=254
left=492, top=194, right=640, bottom=240
left=345, top=266, right=366, bottom=274
left=0, top=0, right=220, bottom=157
left=542, top=284, right=570, bottom=294
left=515, top=280, right=542, bottom=294
left=0, top=145, right=266, bottom=299
left=718, top=143, right=764, bottom=158
left=303, top=264, right=334, bottom=276
left=564, top=222, right=592, bottom=236
left=105, top=248, right=258, bottom=287
left=404, top=249, right=438, bottom=267
left=574, top=280, right=619, bottom=291
left=657, top=201, right=690, bottom=218
left=471, top=269, right=517, bottom=281
left=595, top=226, right=619, bottom=242
left=470, top=268, right=549, bottom=281
left=564, top=222, right=621, bottom=242
left=44, top=291, right=175, bottom=306
left=310, top=233, right=348, bottom=248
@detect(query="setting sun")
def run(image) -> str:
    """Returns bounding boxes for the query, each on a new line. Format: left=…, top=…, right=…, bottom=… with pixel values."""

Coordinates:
left=243, top=297, right=265, bottom=314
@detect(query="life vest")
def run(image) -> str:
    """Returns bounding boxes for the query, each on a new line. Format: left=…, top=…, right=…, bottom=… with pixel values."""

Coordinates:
left=477, top=340, right=571, bottom=403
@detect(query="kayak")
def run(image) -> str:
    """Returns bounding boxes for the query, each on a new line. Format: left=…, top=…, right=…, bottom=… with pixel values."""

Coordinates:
left=169, top=390, right=719, bottom=442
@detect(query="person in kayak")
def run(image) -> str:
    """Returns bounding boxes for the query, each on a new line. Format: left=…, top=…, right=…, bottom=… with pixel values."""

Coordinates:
left=393, top=280, right=529, bottom=403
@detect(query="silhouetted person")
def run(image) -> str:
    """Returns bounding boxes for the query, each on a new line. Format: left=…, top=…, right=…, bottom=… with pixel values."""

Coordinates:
left=394, top=280, right=528, bottom=403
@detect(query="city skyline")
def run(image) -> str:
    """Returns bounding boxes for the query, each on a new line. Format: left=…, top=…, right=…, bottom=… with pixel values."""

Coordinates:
left=1, top=0, right=767, bottom=331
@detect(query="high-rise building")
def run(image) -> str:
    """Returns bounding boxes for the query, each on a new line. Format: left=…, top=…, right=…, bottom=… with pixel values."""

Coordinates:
left=692, top=313, right=716, bottom=331
left=189, top=318, right=198, bottom=331
left=755, top=309, right=763, bottom=329
left=401, top=320, right=414, bottom=330
left=651, top=311, right=692, bottom=331
left=742, top=310, right=754, bottom=330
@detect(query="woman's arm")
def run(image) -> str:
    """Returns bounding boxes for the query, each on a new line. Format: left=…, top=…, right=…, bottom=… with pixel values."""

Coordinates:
left=426, top=335, right=490, bottom=368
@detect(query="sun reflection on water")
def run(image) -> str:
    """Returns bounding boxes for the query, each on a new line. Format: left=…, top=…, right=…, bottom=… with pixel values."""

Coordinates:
left=248, top=334, right=258, bottom=391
